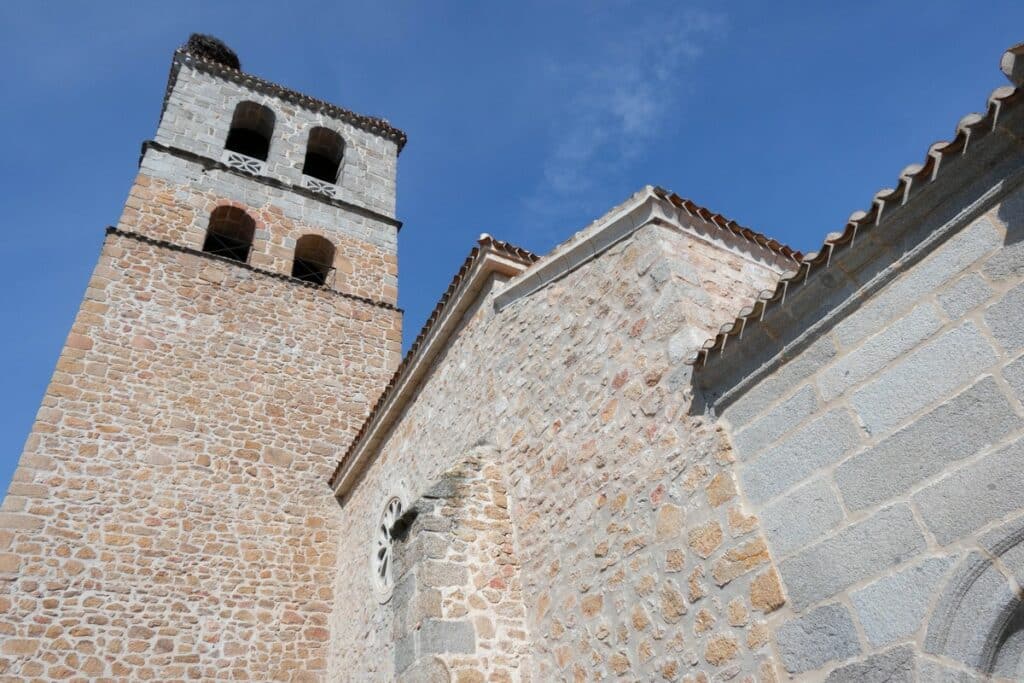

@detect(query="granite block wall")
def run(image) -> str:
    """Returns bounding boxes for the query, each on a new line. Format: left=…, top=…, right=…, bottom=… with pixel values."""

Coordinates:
left=156, top=64, right=399, bottom=218
left=390, top=451, right=530, bottom=682
left=716, top=184, right=1024, bottom=679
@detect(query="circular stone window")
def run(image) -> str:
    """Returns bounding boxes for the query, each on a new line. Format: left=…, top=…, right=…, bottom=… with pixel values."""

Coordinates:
left=373, top=496, right=404, bottom=601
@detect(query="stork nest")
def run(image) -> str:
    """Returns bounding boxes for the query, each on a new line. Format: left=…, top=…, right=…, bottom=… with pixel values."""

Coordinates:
left=182, top=34, right=241, bottom=71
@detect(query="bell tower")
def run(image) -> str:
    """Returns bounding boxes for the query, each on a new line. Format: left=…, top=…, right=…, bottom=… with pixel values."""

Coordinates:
left=0, top=35, right=403, bottom=680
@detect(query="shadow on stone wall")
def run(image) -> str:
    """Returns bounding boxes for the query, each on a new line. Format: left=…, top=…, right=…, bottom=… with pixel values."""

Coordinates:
left=390, top=450, right=529, bottom=682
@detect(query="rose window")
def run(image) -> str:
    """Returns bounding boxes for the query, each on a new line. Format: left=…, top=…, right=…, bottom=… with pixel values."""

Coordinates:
left=373, top=497, right=403, bottom=597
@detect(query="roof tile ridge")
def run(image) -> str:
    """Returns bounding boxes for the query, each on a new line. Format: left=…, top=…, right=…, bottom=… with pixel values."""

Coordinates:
left=170, top=49, right=408, bottom=151
left=687, top=79, right=1022, bottom=370
left=650, top=186, right=802, bottom=261
left=329, top=234, right=537, bottom=489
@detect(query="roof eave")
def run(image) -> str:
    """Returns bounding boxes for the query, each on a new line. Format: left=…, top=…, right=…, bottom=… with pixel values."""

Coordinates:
left=330, top=243, right=534, bottom=498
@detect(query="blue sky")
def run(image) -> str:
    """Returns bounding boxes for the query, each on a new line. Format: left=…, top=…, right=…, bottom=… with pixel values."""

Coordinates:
left=1, top=1, right=1022, bottom=494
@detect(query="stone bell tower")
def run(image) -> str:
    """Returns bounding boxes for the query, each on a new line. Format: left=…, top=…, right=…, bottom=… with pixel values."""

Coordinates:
left=0, top=35, right=403, bottom=680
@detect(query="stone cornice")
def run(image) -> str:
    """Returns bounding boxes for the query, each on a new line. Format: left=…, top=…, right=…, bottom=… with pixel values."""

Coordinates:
left=161, top=50, right=408, bottom=152
left=330, top=240, right=536, bottom=498
left=105, top=227, right=402, bottom=312
left=140, top=141, right=403, bottom=230
left=494, top=186, right=796, bottom=312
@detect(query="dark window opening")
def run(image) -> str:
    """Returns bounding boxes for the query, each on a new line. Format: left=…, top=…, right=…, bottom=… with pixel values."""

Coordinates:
left=203, top=207, right=256, bottom=264
left=225, top=102, right=275, bottom=161
left=302, top=127, right=344, bottom=183
left=292, top=234, right=335, bottom=286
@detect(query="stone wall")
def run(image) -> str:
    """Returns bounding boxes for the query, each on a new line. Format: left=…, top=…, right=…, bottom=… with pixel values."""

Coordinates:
left=0, top=229, right=400, bottom=681
left=120, top=149, right=399, bottom=305
left=330, top=216, right=789, bottom=680
left=390, top=451, right=529, bottom=682
left=157, top=64, right=400, bottom=218
left=711, top=177, right=1024, bottom=678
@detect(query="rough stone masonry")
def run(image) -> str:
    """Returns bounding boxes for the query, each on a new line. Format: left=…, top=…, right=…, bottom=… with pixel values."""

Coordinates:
left=2, top=33, right=1024, bottom=682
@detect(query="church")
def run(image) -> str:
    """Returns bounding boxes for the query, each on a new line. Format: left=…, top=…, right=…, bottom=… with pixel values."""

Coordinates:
left=2, top=33, right=1024, bottom=681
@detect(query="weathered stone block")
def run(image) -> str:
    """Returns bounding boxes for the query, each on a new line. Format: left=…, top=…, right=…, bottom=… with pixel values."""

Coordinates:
left=394, top=633, right=416, bottom=674
left=850, top=322, right=998, bottom=437
left=850, top=556, right=953, bottom=647
left=397, top=656, right=450, bottom=683
left=913, top=438, right=1024, bottom=544
left=836, top=377, right=1021, bottom=510
left=731, top=385, right=817, bottom=460
left=775, top=603, right=860, bottom=674
left=917, top=659, right=985, bottom=682
left=817, top=302, right=943, bottom=402
left=720, top=334, right=837, bottom=427
left=985, top=281, right=1024, bottom=351
left=834, top=216, right=1001, bottom=347
left=778, top=504, right=926, bottom=609
left=739, top=409, right=861, bottom=505
left=938, top=273, right=993, bottom=319
left=822, top=645, right=914, bottom=682
left=418, top=619, right=475, bottom=655
left=1002, top=354, right=1024, bottom=404
left=760, top=477, right=843, bottom=557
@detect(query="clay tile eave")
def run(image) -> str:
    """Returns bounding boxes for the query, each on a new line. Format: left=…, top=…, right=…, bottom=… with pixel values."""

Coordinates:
left=687, top=69, right=1023, bottom=373
left=650, top=186, right=803, bottom=262
left=162, top=50, right=409, bottom=152
left=329, top=237, right=538, bottom=492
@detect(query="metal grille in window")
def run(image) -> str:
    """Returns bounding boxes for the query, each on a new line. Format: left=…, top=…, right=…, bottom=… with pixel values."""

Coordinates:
left=292, top=258, right=335, bottom=286
left=222, top=150, right=265, bottom=175
left=303, top=176, right=336, bottom=197
left=202, top=232, right=252, bottom=263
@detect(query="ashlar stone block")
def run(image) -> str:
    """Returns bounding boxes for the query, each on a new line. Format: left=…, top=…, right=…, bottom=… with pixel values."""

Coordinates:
left=739, top=408, right=861, bottom=505
left=775, top=603, right=860, bottom=674
left=759, top=477, right=843, bottom=558
left=913, top=438, right=1024, bottom=545
left=823, top=645, right=915, bottom=682
left=850, top=556, right=954, bottom=647
left=835, top=377, right=1021, bottom=510
left=850, top=322, right=998, bottom=437
left=778, top=504, right=926, bottom=610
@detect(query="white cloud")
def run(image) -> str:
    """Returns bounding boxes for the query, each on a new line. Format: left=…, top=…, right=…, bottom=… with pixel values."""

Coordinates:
left=524, top=7, right=725, bottom=237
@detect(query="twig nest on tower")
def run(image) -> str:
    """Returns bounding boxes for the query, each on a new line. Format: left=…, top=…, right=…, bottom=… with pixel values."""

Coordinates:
left=182, top=33, right=241, bottom=71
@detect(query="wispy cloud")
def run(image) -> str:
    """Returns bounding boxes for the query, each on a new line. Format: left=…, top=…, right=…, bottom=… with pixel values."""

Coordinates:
left=524, top=7, right=725, bottom=238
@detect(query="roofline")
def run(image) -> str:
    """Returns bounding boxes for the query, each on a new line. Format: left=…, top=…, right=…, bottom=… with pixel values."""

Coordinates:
left=330, top=237, right=537, bottom=497
left=687, top=67, right=1024, bottom=374
left=160, top=49, right=408, bottom=152
left=495, top=186, right=798, bottom=312
left=329, top=185, right=796, bottom=496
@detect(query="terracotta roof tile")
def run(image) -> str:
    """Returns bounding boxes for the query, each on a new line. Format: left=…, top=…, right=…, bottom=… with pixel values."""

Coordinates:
left=651, top=187, right=802, bottom=261
left=687, top=78, right=1022, bottom=370
left=162, top=49, right=408, bottom=151
left=329, top=236, right=538, bottom=489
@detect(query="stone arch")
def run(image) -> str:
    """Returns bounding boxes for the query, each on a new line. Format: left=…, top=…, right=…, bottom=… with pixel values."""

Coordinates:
left=302, top=126, right=345, bottom=183
left=292, top=234, right=336, bottom=286
left=389, top=449, right=530, bottom=681
left=225, top=101, right=275, bottom=161
left=202, top=206, right=256, bottom=263
left=925, top=517, right=1024, bottom=677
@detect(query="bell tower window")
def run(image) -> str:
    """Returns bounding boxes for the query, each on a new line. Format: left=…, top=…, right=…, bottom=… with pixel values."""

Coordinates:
left=292, top=234, right=336, bottom=286
left=202, top=207, right=256, bottom=263
left=302, top=127, right=344, bottom=183
left=225, top=102, right=275, bottom=161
